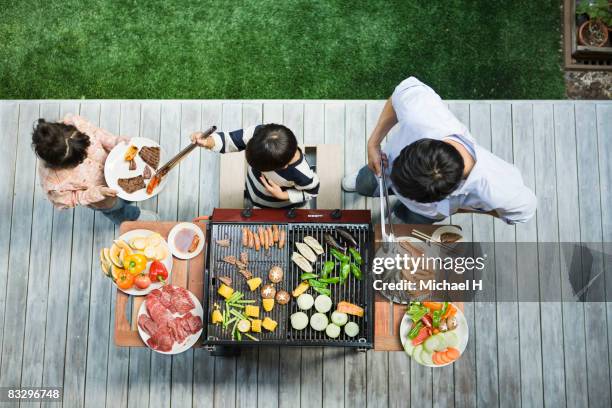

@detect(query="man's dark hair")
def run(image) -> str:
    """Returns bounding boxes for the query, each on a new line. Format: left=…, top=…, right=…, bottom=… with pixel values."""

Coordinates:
left=246, top=124, right=298, bottom=171
left=32, top=119, right=90, bottom=169
left=390, top=138, right=464, bottom=203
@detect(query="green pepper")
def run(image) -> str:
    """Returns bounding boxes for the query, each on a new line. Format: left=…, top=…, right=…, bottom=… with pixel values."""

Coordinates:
left=330, top=248, right=350, bottom=263
left=300, top=272, right=319, bottom=281
left=321, top=261, right=335, bottom=278
left=312, top=286, right=332, bottom=296
left=350, top=263, right=363, bottom=280
left=441, top=302, right=449, bottom=315
left=308, top=279, right=328, bottom=289
left=432, top=302, right=448, bottom=328
left=348, top=247, right=362, bottom=265
left=319, top=277, right=341, bottom=284
left=340, top=262, right=350, bottom=282
left=408, top=321, right=423, bottom=339
left=407, top=302, right=428, bottom=323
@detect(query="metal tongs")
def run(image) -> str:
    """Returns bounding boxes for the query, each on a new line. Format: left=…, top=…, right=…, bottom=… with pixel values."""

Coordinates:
left=377, top=159, right=412, bottom=304
left=378, top=159, right=395, bottom=251
left=147, top=125, right=217, bottom=194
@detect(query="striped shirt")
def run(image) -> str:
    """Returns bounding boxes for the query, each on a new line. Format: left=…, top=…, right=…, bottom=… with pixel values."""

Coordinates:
left=211, top=125, right=320, bottom=208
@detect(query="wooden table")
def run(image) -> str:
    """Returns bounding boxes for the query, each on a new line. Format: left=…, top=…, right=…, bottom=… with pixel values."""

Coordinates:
left=114, top=221, right=207, bottom=346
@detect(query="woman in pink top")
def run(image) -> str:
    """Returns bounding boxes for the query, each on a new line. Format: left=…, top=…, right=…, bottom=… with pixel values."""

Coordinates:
left=32, top=114, right=158, bottom=224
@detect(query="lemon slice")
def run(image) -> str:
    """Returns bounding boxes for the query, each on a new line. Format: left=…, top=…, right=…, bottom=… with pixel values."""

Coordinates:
left=109, top=243, right=123, bottom=268
left=100, top=259, right=112, bottom=277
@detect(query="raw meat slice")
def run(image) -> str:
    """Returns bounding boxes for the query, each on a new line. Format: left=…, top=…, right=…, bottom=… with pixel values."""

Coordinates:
left=185, top=313, right=203, bottom=334
left=147, top=326, right=174, bottom=352
left=179, top=315, right=192, bottom=333
left=171, top=287, right=195, bottom=314
left=148, top=288, right=161, bottom=298
left=167, top=319, right=189, bottom=344
left=146, top=297, right=173, bottom=326
left=138, top=314, right=158, bottom=336
left=158, top=286, right=173, bottom=309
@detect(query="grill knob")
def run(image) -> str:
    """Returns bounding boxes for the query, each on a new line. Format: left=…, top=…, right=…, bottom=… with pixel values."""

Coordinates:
left=241, top=207, right=253, bottom=218
left=286, top=207, right=297, bottom=219
left=330, top=209, right=342, bottom=219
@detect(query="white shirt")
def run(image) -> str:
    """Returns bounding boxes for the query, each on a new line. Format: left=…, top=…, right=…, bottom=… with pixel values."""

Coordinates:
left=383, top=77, right=536, bottom=224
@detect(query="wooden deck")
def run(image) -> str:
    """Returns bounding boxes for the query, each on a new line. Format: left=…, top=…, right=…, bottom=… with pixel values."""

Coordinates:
left=0, top=99, right=611, bottom=407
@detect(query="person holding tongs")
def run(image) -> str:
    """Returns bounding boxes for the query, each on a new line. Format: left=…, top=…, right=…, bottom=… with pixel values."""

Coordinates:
left=342, top=76, right=536, bottom=224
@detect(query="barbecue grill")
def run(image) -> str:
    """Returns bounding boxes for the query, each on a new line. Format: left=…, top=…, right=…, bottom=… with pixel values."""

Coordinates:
left=202, top=208, right=374, bottom=352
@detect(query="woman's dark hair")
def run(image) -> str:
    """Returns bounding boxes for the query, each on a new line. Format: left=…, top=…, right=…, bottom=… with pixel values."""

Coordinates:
left=32, top=119, right=90, bottom=169
left=390, top=138, right=464, bottom=203
left=246, top=124, right=298, bottom=171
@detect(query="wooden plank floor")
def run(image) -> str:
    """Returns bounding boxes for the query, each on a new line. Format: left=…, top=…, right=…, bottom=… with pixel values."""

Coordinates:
left=0, top=99, right=611, bottom=408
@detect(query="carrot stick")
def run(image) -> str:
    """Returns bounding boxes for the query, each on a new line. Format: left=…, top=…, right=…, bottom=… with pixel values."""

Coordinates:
left=423, top=301, right=443, bottom=311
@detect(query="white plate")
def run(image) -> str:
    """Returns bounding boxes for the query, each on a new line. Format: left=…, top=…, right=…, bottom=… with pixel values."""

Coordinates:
left=114, top=229, right=173, bottom=296
left=104, top=137, right=166, bottom=201
left=399, top=302, right=469, bottom=367
left=137, top=287, right=203, bottom=355
left=167, top=223, right=205, bottom=260
left=431, top=225, right=464, bottom=243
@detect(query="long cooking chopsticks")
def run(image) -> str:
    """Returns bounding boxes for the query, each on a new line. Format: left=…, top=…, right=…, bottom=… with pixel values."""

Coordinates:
left=411, top=229, right=458, bottom=253
left=157, top=125, right=217, bottom=177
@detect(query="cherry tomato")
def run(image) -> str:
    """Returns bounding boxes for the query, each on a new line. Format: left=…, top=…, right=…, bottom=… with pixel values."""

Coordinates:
left=134, top=274, right=151, bottom=289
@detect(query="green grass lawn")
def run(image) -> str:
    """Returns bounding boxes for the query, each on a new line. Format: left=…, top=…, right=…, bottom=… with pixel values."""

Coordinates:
left=0, top=0, right=564, bottom=99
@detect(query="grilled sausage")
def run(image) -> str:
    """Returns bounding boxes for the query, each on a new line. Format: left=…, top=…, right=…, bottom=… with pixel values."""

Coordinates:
left=273, top=225, right=279, bottom=243
left=266, top=227, right=273, bottom=249
left=242, top=227, right=248, bottom=247
left=247, top=229, right=255, bottom=248
left=254, top=232, right=261, bottom=251
left=278, top=229, right=286, bottom=249
left=188, top=235, right=200, bottom=253
left=258, top=227, right=265, bottom=247
left=263, top=228, right=269, bottom=251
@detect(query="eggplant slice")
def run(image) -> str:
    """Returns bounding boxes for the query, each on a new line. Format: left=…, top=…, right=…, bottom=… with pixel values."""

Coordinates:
left=303, top=236, right=324, bottom=255
left=292, top=252, right=313, bottom=273
left=295, top=242, right=317, bottom=263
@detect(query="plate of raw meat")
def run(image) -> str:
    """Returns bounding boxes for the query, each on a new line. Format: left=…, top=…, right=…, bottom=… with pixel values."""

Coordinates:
left=137, top=285, right=204, bottom=354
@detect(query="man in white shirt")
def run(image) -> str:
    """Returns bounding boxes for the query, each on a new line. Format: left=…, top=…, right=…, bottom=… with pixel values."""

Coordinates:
left=342, top=77, right=537, bottom=224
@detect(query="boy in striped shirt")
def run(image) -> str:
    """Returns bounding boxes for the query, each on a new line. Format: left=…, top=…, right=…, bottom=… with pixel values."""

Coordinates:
left=191, top=124, right=320, bottom=208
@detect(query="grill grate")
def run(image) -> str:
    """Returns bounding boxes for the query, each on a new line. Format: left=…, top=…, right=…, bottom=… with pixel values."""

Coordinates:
left=286, top=223, right=371, bottom=345
left=206, top=223, right=289, bottom=342
left=204, top=221, right=373, bottom=347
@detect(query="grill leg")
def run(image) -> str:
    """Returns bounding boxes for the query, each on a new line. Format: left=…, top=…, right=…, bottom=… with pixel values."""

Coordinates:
left=209, top=345, right=242, bottom=357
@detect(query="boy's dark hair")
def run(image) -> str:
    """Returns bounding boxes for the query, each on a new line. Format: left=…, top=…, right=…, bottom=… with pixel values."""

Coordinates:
left=246, top=124, right=298, bottom=171
left=32, top=119, right=90, bottom=169
left=390, top=138, right=464, bottom=203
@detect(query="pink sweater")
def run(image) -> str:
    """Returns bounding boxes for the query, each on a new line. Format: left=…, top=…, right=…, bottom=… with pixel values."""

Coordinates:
left=38, top=115, right=129, bottom=209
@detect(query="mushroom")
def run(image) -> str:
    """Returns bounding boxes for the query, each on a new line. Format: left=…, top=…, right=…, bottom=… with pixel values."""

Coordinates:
left=261, top=284, right=276, bottom=299
left=275, top=289, right=290, bottom=305
left=268, top=265, right=284, bottom=283
left=445, top=315, right=458, bottom=331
